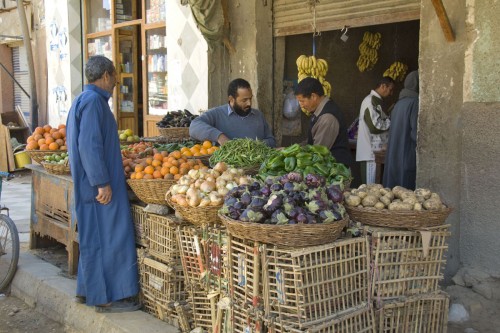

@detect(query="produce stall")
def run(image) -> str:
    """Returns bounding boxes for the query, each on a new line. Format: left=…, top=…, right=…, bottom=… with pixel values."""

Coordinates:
left=23, top=119, right=451, bottom=332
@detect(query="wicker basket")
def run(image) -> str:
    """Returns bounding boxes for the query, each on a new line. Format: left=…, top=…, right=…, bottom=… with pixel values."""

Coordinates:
left=27, top=150, right=66, bottom=164
left=345, top=205, right=452, bottom=230
left=187, top=154, right=211, bottom=166
left=127, top=178, right=175, bottom=205
left=220, top=214, right=348, bottom=247
left=236, top=164, right=261, bottom=176
left=165, top=192, right=222, bottom=226
left=157, top=127, right=190, bottom=140
left=41, top=162, right=71, bottom=175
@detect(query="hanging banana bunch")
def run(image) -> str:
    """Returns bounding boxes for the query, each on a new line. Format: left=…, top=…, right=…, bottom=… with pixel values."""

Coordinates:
left=356, top=32, right=382, bottom=72
left=296, top=54, right=332, bottom=98
left=383, top=61, right=408, bottom=81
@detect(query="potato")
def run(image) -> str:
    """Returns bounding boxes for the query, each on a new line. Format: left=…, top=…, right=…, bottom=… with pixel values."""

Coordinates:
left=416, top=195, right=426, bottom=203
left=367, top=188, right=382, bottom=198
left=393, top=199, right=402, bottom=203
left=388, top=202, right=413, bottom=211
left=367, top=183, right=383, bottom=190
left=430, top=193, right=442, bottom=202
left=374, top=201, right=386, bottom=210
left=402, top=195, right=418, bottom=206
left=380, top=188, right=392, bottom=196
left=357, top=189, right=368, bottom=199
left=413, top=202, right=423, bottom=211
left=345, top=195, right=361, bottom=207
left=351, top=189, right=359, bottom=196
left=385, top=191, right=395, bottom=201
left=415, top=188, right=432, bottom=200
left=380, top=195, right=392, bottom=207
left=362, top=194, right=379, bottom=207
left=423, top=198, right=442, bottom=210
left=358, top=184, right=367, bottom=190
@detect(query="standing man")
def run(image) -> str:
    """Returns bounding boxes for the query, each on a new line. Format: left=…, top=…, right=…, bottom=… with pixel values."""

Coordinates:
left=189, top=78, right=276, bottom=147
left=383, top=70, right=419, bottom=190
left=295, top=77, right=354, bottom=171
left=66, top=55, right=140, bottom=312
left=356, top=76, right=395, bottom=184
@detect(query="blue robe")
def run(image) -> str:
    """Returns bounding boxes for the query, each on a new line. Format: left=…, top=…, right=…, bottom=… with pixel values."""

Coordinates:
left=66, top=84, right=138, bottom=306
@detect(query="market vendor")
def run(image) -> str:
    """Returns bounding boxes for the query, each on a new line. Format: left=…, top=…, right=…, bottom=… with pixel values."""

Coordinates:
left=189, top=78, right=276, bottom=147
left=294, top=77, right=354, bottom=171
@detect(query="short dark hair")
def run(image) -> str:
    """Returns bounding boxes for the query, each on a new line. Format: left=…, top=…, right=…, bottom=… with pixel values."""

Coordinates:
left=294, top=77, right=324, bottom=98
left=85, top=55, right=115, bottom=83
left=228, top=78, right=251, bottom=98
left=375, top=76, right=395, bottom=88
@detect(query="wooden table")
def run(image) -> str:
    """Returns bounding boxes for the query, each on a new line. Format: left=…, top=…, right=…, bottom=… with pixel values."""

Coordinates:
left=26, top=164, right=79, bottom=275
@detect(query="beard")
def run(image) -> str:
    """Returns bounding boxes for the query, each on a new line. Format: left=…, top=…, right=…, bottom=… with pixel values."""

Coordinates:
left=232, top=102, right=251, bottom=117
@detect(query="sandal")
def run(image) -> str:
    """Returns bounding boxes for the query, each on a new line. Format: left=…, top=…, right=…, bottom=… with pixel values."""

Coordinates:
left=95, top=300, right=141, bottom=313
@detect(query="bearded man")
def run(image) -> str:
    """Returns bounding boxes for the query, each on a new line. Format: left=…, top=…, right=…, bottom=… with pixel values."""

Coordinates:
left=189, top=78, right=276, bottom=147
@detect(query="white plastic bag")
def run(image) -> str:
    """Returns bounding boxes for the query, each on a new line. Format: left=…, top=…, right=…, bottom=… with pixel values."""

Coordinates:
left=282, top=89, right=300, bottom=119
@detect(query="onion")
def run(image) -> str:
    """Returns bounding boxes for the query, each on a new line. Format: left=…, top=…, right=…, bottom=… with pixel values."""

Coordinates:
left=177, top=185, right=190, bottom=194
left=221, top=172, right=235, bottom=181
left=238, top=176, right=251, bottom=185
left=209, top=192, right=223, bottom=206
left=205, top=176, right=216, bottom=183
left=209, top=170, right=221, bottom=178
left=199, top=197, right=211, bottom=207
left=226, top=182, right=236, bottom=190
left=228, top=168, right=239, bottom=175
left=188, top=169, right=200, bottom=179
left=186, top=188, right=202, bottom=207
left=200, top=181, right=216, bottom=193
left=213, top=162, right=227, bottom=173
left=218, top=187, right=229, bottom=196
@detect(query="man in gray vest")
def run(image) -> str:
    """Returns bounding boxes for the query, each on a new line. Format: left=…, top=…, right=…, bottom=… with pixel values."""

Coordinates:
left=189, top=78, right=276, bottom=147
left=295, top=77, right=354, bottom=171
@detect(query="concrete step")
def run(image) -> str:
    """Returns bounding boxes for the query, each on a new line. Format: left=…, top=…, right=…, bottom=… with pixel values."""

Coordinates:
left=8, top=251, right=179, bottom=333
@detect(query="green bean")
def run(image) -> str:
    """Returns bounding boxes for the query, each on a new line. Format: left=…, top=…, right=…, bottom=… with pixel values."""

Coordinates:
left=209, top=138, right=275, bottom=167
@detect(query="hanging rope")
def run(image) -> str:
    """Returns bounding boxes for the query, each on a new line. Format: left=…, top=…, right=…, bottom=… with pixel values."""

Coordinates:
left=308, top=0, right=321, bottom=56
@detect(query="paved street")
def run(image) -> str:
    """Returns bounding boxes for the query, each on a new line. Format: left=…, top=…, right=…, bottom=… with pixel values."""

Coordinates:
left=1, top=170, right=31, bottom=245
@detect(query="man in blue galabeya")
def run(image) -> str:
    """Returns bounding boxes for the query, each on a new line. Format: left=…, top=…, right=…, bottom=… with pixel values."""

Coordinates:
left=66, top=55, right=140, bottom=313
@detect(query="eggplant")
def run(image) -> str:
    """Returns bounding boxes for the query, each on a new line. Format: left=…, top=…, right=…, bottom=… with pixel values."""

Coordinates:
left=264, top=177, right=276, bottom=187
left=286, top=172, right=303, bottom=183
left=260, top=186, right=271, bottom=197
left=249, top=197, right=267, bottom=210
left=306, top=213, right=317, bottom=224
left=234, top=201, right=245, bottom=210
left=240, top=192, right=252, bottom=206
left=305, top=174, right=326, bottom=188
left=288, top=207, right=300, bottom=219
left=240, top=208, right=264, bottom=223
left=283, top=182, right=295, bottom=193
left=271, top=210, right=289, bottom=225
left=224, top=197, right=238, bottom=207
left=305, top=200, right=327, bottom=214
left=326, top=185, right=344, bottom=203
left=249, top=181, right=261, bottom=191
left=296, top=213, right=307, bottom=224
left=318, top=210, right=336, bottom=223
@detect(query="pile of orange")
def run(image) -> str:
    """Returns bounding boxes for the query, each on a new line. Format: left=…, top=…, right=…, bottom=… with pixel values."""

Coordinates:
left=128, top=150, right=206, bottom=181
left=180, top=140, right=219, bottom=157
left=26, top=124, right=67, bottom=151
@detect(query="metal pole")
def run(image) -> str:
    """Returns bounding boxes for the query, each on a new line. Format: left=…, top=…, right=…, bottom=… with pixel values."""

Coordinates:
left=17, top=0, right=38, bottom=131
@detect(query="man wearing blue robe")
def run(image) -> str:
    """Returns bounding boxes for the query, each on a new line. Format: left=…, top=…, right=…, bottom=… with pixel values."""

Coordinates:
left=66, top=55, right=139, bottom=312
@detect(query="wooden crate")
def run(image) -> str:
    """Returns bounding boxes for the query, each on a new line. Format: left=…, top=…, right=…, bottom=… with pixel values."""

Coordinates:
left=368, top=225, right=450, bottom=299
left=227, top=235, right=264, bottom=309
left=147, top=213, right=186, bottom=264
left=139, top=256, right=187, bottom=324
left=376, top=292, right=449, bottom=333
left=177, top=225, right=228, bottom=292
left=230, top=303, right=265, bottom=333
left=267, top=305, right=376, bottom=333
left=131, top=203, right=148, bottom=247
left=263, top=237, right=371, bottom=330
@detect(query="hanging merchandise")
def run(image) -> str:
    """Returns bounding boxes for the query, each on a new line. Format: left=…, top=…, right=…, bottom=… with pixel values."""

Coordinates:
left=356, top=32, right=382, bottom=72
left=383, top=61, right=408, bottom=81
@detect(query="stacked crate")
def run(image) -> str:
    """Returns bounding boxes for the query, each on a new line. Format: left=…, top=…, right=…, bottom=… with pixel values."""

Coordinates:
left=366, top=225, right=451, bottom=332
left=227, top=234, right=376, bottom=333
left=138, top=213, right=188, bottom=328
left=177, top=224, right=229, bottom=332
left=130, top=203, right=149, bottom=247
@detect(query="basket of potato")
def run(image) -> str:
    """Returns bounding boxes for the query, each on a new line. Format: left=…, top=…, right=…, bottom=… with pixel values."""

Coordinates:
left=344, top=184, right=452, bottom=229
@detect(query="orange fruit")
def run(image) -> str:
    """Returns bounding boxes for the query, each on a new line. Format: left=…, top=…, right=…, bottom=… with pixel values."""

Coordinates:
left=179, top=167, right=189, bottom=175
left=43, top=125, right=52, bottom=133
left=40, top=144, right=49, bottom=150
left=49, top=142, right=60, bottom=150
left=164, top=173, right=174, bottom=180
left=144, top=165, right=155, bottom=175
left=162, top=161, right=172, bottom=168
left=153, top=153, right=163, bottom=161
left=34, top=127, right=44, bottom=135
left=135, top=165, right=144, bottom=173
left=182, top=150, right=193, bottom=157
left=143, top=173, right=153, bottom=179
left=58, top=124, right=66, bottom=130
left=50, top=128, right=58, bottom=134
left=27, top=136, right=34, bottom=143
left=55, top=139, right=65, bottom=146
left=135, top=172, right=144, bottom=179
left=52, top=131, right=63, bottom=140
left=170, top=151, right=181, bottom=159
left=170, top=159, right=179, bottom=167
left=60, top=146, right=67, bottom=150
left=145, top=157, right=153, bottom=165
left=200, top=148, right=208, bottom=155
left=152, top=159, right=162, bottom=167
left=45, top=137, right=55, bottom=144
left=37, top=138, right=46, bottom=147
left=169, top=166, right=179, bottom=175
left=193, top=152, right=202, bottom=157
left=26, top=141, right=39, bottom=150
left=180, top=147, right=190, bottom=153
left=174, top=174, right=182, bottom=180
left=33, top=134, right=43, bottom=141
left=207, top=147, right=216, bottom=154
left=130, top=172, right=136, bottom=179
left=59, top=128, right=66, bottom=137
left=202, top=141, right=212, bottom=149
left=153, top=170, right=162, bottom=179
left=160, top=166, right=169, bottom=176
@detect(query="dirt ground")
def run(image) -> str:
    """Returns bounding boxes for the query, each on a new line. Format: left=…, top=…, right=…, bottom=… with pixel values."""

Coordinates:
left=0, top=293, right=66, bottom=333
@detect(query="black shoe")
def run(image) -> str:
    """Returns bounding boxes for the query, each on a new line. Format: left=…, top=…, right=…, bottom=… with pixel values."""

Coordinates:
left=95, top=300, right=141, bottom=313
left=74, top=296, right=86, bottom=304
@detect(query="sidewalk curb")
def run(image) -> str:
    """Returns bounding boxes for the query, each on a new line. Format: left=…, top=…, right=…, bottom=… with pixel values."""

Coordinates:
left=9, top=251, right=179, bottom=333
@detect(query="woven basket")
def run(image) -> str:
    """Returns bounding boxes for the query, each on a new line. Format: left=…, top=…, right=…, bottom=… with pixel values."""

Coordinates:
left=127, top=178, right=176, bottom=205
left=157, top=127, right=190, bottom=140
left=27, top=150, right=66, bottom=164
left=219, top=213, right=348, bottom=247
left=235, top=164, right=260, bottom=176
left=165, top=192, right=221, bottom=226
left=345, top=205, right=452, bottom=230
left=41, top=162, right=71, bottom=175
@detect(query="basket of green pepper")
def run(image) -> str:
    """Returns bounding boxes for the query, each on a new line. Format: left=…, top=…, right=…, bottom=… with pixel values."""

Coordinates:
left=258, top=144, right=352, bottom=189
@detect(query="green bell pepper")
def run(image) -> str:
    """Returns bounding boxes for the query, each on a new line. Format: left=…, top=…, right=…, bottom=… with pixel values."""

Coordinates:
left=308, top=144, right=331, bottom=157
left=284, top=156, right=297, bottom=172
left=281, top=143, right=301, bottom=157
left=266, top=155, right=285, bottom=170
